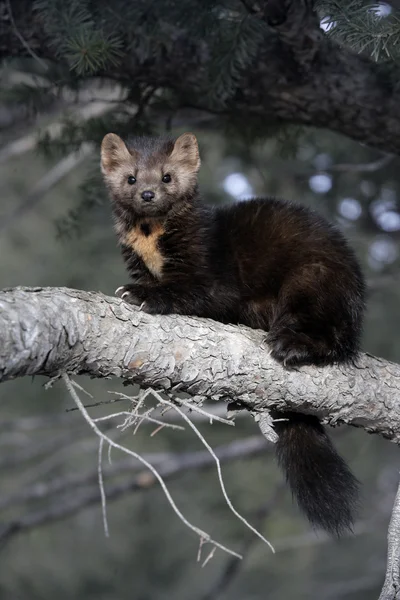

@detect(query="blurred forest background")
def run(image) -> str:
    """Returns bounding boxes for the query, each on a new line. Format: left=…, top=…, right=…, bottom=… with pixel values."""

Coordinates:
left=1, top=1, right=400, bottom=599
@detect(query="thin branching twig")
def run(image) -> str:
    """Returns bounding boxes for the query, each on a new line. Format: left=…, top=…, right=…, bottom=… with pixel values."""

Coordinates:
left=93, top=411, right=185, bottom=432
left=110, top=391, right=235, bottom=426
left=98, top=438, right=109, bottom=538
left=145, top=389, right=275, bottom=554
left=5, top=0, right=48, bottom=71
left=62, top=373, right=242, bottom=561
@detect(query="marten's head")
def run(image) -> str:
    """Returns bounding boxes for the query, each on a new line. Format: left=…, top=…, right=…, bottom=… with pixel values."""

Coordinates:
left=101, top=132, right=200, bottom=218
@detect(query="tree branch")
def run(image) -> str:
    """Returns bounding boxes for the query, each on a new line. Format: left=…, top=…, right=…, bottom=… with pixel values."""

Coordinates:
left=3, top=1, right=400, bottom=154
left=2, top=285, right=400, bottom=594
left=380, top=478, right=400, bottom=600
left=1, top=286, right=399, bottom=444
left=236, top=0, right=400, bottom=154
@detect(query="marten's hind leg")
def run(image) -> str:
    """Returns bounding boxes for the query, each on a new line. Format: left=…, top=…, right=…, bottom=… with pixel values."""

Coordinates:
left=265, top=269, right=356, bottom=367
left=267, top=317, right=336, bottom=366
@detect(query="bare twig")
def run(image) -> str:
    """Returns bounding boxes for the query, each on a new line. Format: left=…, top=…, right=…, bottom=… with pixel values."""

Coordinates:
left=5, top=0, right=48, bottom=71
left=96, top=387, right=272, bottom=551
left=0, top=403, right=240, bottom=431
left=110, top=391, right=235, bottom=425
left=98, top=438, right=109, bottom=538
left=200, top=488, right=283, bottom=600
left=62, top=373, right=242, bottom=561
left=173, top=396, right=235, bottom=427
left=66, top=395, right=126, bottom=412
left=71, top=379, right=94, bottom=398
left=148, top=390, right=275, bottom=554
left=92, top=410, right=185, bottom=432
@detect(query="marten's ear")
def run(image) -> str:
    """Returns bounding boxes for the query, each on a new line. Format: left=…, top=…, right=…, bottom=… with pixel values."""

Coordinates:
left=170, top=133, right=200, bottom=173
left=101, top=133, right=132, bottom=175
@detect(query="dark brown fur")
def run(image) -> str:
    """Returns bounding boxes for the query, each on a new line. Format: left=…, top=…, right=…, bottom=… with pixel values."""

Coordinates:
left=101, top=132, right=366, bottom=535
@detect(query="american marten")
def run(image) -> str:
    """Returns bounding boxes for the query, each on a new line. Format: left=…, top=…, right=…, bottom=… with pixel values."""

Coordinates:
left=101, top=131, right=366, bottom=535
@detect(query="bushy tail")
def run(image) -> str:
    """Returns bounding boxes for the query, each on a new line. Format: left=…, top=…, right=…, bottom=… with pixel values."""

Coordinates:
left=273, top=412, right=359, bottom=536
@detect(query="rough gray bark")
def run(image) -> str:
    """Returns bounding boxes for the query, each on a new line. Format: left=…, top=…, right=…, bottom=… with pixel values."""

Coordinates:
left=238, top=0, right=400, bottom=154
left=3, top=0, right=400, bottom=154
left=1, top=286, right=400, bottom=444
left=380, top=479, right=400, bottom=600
left=2, top=286, right=400, bottom=598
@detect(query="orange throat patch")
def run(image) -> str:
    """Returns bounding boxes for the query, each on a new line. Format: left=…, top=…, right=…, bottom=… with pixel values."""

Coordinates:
left=124, top=219, right=165, bottom=279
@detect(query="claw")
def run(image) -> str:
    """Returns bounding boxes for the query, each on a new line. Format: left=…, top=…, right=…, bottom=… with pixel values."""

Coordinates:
left=115, top=286, right=125, bottom=296
left=139, top=301, right=146, bottom=311
left=121, top=291, right=130, bottom=300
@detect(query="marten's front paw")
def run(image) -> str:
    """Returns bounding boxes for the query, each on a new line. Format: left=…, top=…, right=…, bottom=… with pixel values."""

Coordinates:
left=115, top=285, right=162, bottom=313
left=115, top=285, right=143, bottom=306
left=115, top=286, right=171, bottom=315
left=138, top=300, right=160, bottom=315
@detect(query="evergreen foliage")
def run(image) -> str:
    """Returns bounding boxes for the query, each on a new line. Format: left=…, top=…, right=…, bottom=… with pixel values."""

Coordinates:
left=317, top=1, right=400, bottom=62
left=3, top=1, right=399, bottom=143
left=1, top=0, right=399, bottom=234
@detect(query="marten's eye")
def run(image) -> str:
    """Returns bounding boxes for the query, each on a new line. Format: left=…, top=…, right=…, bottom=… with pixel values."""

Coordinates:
left=127, top=175, right=136, bottom=185
left=162, top=174, right=171, bottom=183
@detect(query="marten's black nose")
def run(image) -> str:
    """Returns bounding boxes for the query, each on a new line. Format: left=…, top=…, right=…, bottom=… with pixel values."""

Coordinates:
left=141, top=190, right=155, bottom=202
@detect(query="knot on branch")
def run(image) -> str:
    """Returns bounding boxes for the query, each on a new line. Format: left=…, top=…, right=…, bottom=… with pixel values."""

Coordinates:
left=254, top=411, right=279, bottom=444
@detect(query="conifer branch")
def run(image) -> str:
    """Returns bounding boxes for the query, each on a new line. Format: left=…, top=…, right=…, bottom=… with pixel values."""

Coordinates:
left=1, top=286, right=400, bottom=444
left=379, top=479, right=400, bottom=600
left=3, top=0, right=400, bottom=153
